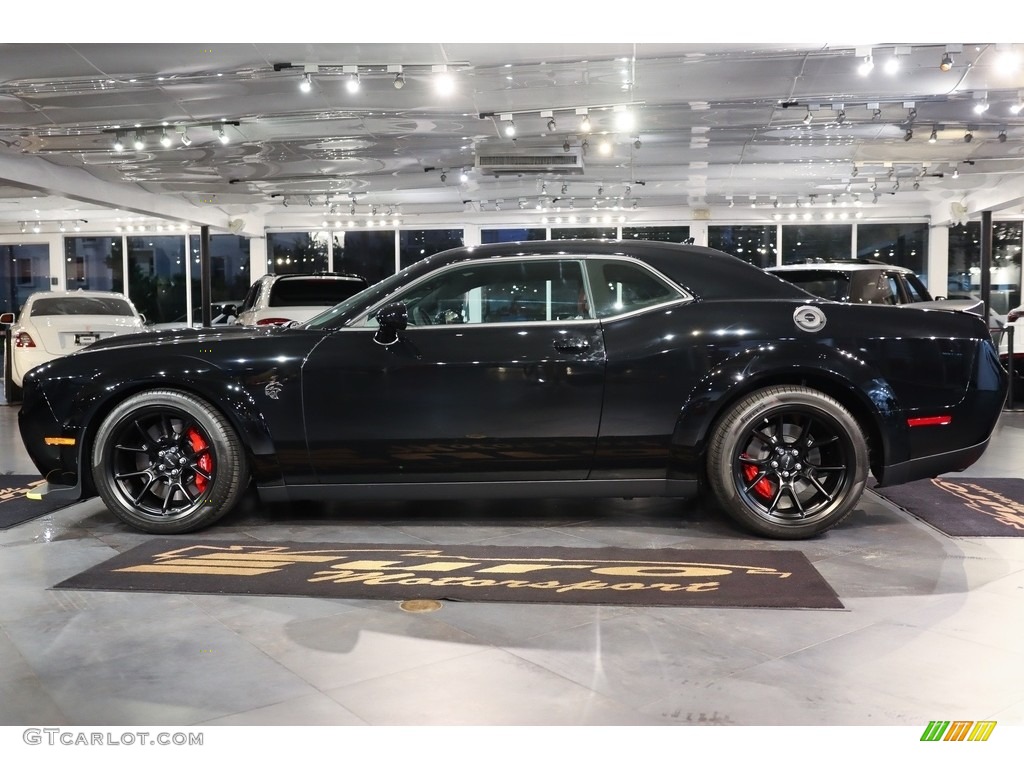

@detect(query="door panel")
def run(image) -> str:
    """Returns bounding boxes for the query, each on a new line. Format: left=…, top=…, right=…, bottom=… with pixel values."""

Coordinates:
left=302, top=323, right=606, bottom=482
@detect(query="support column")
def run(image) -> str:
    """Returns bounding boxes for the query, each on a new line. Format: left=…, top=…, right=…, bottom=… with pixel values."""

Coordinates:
left=927, top=222, right=949, bottom=298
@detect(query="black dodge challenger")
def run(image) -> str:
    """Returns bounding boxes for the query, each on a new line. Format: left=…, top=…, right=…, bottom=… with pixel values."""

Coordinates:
left=17, top=239, right=1007, bottom=539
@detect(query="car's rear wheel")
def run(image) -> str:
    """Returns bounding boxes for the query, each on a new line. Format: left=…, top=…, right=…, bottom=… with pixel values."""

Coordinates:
left=92, top=390, right=248, bottom=533
left=706, top=385, right=868, bottom=539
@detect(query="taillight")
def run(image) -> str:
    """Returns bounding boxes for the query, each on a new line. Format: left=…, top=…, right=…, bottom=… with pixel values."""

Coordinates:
left=14, top=331, right=36, bottom=348
left=256, top=317, right=291, bottom=326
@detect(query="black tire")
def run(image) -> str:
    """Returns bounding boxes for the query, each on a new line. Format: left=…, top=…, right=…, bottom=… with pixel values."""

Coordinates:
left=92, top=389, right=249, bottom=534
left=706, top=385, right=868, bottom=539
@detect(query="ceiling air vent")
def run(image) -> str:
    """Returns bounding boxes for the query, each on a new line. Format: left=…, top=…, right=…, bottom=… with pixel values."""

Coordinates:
left=475, top=147, right=584, bottom=175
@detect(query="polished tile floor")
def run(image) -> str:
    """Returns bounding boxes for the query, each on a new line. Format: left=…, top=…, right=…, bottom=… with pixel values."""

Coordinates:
left=2, top=383, right=1023, bottom=729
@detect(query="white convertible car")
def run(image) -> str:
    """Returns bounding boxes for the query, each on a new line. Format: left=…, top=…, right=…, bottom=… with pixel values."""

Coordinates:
left=1, top=290, right=147, bottom=400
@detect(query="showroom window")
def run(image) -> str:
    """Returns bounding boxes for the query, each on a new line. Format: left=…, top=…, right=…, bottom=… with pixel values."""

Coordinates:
left=481, top=228, right=546, bottom=244
left=399, top=229, right=464, bottom=270
left=64, top=236, right=124, bottom=294
left=709, top=225, right=778, bottom=268
left=337, top=230, right=398, bottom=284
left=552, top=227, right=617, bottom=240
left=857, top=223, right=928, bottom=281
left=127, top=235, right=187, bottom=325
left=622, top=225, right=691, bottom=243
left=188, top=234, right=251, bottom=308
left=782, top=225, right=853, bottom=264
left=948, top=221, right=1022, bottom=314
left=267, top=231, right=330, bottom=274
left=1, top=244, right=49, bottom=314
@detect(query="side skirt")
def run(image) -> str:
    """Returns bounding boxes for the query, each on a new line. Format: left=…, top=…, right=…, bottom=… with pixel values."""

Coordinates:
left=257, top=478, right=700, bottom=503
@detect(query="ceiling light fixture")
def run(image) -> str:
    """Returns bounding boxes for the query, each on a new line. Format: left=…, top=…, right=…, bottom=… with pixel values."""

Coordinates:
left=802, top=108, right=813, bottom=125
left=633, top=137, right=641, bottom=149
left=952, top=165, right=960, bottom=179
left=500, top=113, right=515, bottom=137
left=112, top=133, right=124, bottom=152
left=563, top=139, right=571, bottom=153
left=344, top=65, right=360, bottom=93
left=904, top=127, right=913, bottom=141
left=577, top=108, right=591, bottom=133
left=300, top=73, right=312, bottom=93
left=177, top=126, right=192, bottom=146
left=459, top=170, right=469, bottom=183
left=940, top=52, right=954, bottom=71
left=858, top=54, right=874, bottom=76
left=1011, top=93, right=1024, bottom=115
left=159, top=131, right=172, bottom=148
left=440, top=171, right=447, bottom=183
left=433, top=64, right=455, bottom=96
left=132, top=133, right=145, bottom=151
left=929, top=127, right=938, bottom=143
left=964, top=129, right=973, bottom=143
left=547, top=117, right=556, bottom=132
left=218, top=127, right=230, bottom=144
left=999, top=130, right=1008, bottom=143
left=542, top=110, right=556, bottom=132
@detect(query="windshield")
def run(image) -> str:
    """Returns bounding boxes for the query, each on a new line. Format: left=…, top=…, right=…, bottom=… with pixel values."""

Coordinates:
left=304, top=261, right=439, bottom=329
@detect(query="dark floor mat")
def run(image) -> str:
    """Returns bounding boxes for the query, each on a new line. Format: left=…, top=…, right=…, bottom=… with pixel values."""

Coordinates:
left=0, top=475, right=76, bottom=529
left=872, top=477, right=1024, bottom=536
left=55, top=539, right=843, bottom=609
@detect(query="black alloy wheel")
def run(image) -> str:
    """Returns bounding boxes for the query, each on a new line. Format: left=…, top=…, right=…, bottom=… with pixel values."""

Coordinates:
left=92, top=390, right=248, bottom=534
left=707, top=385, right=868, bottom=539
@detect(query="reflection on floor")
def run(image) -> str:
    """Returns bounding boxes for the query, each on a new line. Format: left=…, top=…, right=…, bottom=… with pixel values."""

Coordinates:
left=1, top=393, right=1023, bottom=728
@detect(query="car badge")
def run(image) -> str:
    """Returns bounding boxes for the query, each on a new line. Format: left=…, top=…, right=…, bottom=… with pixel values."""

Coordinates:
left=793, top=305, right=826, bottom=332
left=264, top=380, right=283, bottom=400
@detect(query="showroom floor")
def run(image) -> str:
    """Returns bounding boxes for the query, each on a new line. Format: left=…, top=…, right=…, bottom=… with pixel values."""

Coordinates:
left=2, top=387, right=1024, bottom=728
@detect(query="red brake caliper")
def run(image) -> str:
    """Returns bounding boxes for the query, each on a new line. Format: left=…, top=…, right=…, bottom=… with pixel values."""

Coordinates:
left=741, top=454, right=775, bottom=499
left=185, top=428, right=213, bottom=493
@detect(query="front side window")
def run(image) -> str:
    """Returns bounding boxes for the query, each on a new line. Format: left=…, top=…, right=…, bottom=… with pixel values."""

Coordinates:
left=371, top=260, right=588, bottom=327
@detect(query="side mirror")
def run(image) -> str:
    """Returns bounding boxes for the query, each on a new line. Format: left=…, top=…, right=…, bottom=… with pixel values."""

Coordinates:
left=0, top=312, right=15, bottom=325
left=373, top=302, right=408, bottom=346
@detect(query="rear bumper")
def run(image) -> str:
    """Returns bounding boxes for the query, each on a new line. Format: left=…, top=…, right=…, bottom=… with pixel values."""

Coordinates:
left=875, top=436, right=991, bottom=487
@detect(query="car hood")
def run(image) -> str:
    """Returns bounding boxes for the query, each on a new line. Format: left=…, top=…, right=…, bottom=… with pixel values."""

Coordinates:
left=82, top=323, right=269, bottom=353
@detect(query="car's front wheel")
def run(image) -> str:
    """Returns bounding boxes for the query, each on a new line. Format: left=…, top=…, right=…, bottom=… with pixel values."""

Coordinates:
left=92, top=389, right=249, bottom=533
left=706, top=385, right=868, bottom=539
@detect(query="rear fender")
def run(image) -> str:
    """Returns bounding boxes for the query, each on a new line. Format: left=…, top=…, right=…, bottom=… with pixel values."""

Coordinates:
left=669, top=341, right=904, bottom=478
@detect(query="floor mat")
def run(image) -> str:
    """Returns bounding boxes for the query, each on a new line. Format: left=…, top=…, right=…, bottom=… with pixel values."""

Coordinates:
left=54, top=539, right=844, bottom=609
left=0, top=475, right=76, bottom=529
left=872, top=477, right=1024, bottom=536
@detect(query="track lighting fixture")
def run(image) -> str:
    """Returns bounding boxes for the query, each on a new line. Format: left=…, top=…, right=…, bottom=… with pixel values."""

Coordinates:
left=940, top=52, right=954, bottom=71
left=133, top=133, right=145, bottom=151
left=177, top=126, right=192, bottom=146
left=835, top=109, right=846, bottom=125
left=633, top=137, right=641, bottom=149
left=579, top=112, right=591, bottom=133
left=952, top=166, right=960, bottom=179
left=504, top=120, right=515, bottom=137
left=547, top=118, right=556, bottom=132
left=440, top=171, right=447, bottom=183
left=563, top=140, right=571, bottom=153
left=913, top=181, right=920, bottom=191
left=802, top=109, right=813, bottom=125
left=872, top=108, right=882, bottom=119
left=433, top=64, right=455, bottom=96
left=300, top=73, right=312, bottom=93
left=218, top=127, right=230, bottom=144
left=561, top=182, right=568, bottom=195
left=459, top=170, right=469, bottom=183
left=963, top=130, right=973, bottom=143
left=858, top=55, right=874, bottom=76
left=346, top=73, right=360, bottom=93
left=929, top=127, right=938, bottom=143
left=904, top=128, right=913, bottom=141
left=159, top=131, right=172, bottom=148
left=999, top=130, right=1007, bottom=143
left=112, top=134, right=124, bottom=152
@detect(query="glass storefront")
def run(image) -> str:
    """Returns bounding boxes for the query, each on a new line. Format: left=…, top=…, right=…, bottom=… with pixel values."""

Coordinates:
left=335, top=230, right=398, bottom=284
left=949, top=221, right=1023, bottom=314
left=64, top=236, right=123, bottom=293
left=781, top=225, right=853, bottom=264
left=127, top=235, right=187, bottom=325
left=481, top=228, right=546, bottom=244
left=1, top=244, right=50, bottom=315
left=622, top=225, right=691, bottom=243
left=267, top=231, right=330, bottom=275
left=709, top=225, right=778, bottom=268
left=398, top=229, right=464, bottom=270
left=857, top=223, right=928, bottom=280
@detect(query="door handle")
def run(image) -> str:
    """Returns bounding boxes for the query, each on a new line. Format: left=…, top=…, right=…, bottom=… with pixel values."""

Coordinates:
left=553, top=337, right=590, bottom=352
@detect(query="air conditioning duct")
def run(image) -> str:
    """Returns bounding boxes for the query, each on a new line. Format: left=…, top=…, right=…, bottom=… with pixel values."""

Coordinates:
left=475, top=145, right=585, bottom=175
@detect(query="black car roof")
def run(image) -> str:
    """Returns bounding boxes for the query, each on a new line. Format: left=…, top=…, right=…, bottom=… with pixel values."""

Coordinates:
left=422, top=239, right=809, bottom=301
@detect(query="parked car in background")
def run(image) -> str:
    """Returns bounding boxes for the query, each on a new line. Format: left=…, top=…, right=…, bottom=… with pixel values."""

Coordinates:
left=236, top=273, right=368, bottom=326
left=766, top=260, right=985, bottom=315
left=1, top=290, right=147, bottom=401
left=17, top=240, right=1005, bottom=541
left=147, top=301, right=242, bottom=332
